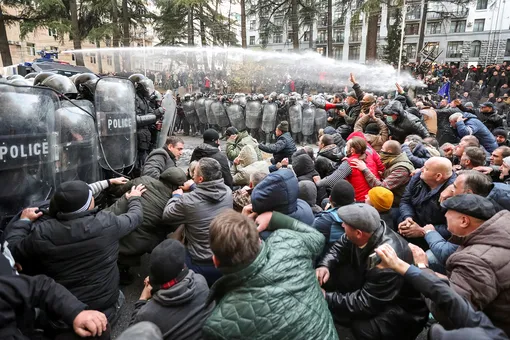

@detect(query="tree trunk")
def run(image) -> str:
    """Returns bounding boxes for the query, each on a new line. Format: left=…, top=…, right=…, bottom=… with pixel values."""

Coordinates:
left=187, top=6, right=194, bottom=68
left=291, top=0, right=299, bottom=51
left=69, top=0, right=85, bottom=66
left=96, top=40, right=103, bottom=74
left=365, top=11, right=379, bottom=63
left=327, top=0, right=332, bottom=57
left=308, top=20, right=314, bottom=49
left=111, top=0, right=121, bottom=73
left=122, top=0, right=131, bottom=71
left=416, top=0, right=428, bottom=63
left=240, top=0, right=247, bottom=48
left=0, top=8, right=13, bottom=67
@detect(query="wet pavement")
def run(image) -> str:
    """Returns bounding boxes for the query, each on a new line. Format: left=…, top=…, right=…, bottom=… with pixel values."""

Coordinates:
left=111, top=134, right=428, bottom=339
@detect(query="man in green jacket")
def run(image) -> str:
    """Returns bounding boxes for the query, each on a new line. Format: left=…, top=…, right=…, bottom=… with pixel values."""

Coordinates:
left=203, top=210, right=338, bottom=340
left=225, top=127, right=262, bottom=162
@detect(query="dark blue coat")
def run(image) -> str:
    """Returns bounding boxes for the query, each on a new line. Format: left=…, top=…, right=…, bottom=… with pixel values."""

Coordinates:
left=455, top=113, right=498, bottom=153
left=399, top=172, right=456, bottom=239
left=258, top=132, right=297, bottom=164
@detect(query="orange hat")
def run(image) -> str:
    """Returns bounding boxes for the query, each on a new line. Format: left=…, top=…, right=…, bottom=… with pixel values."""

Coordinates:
left=368, top=187, right=394, bottom=212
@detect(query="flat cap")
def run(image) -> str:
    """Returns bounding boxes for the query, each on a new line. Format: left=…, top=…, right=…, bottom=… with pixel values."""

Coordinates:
left=480, top=101, right=495, bottom=109
left=441, top=194, right=496, bottom=221
left=336, top=203, right=381, bottom=233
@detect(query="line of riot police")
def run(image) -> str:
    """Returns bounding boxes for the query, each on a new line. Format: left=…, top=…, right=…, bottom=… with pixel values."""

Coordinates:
left=0, top=72, right=175, bottom=226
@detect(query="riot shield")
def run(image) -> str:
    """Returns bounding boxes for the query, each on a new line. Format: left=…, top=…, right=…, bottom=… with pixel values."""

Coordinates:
left=288, top=104, right=303, bottom=133
left=301, top=104, right=315, bottom=136
left=95, top=77, right=137, bottom=170
left=314, top=108, right=328, bottom=132
left=245, top=100, right=263, bottom=129
left=211, top=101, right=230, bottom=127
left=226, top=103, right=246, bottom=131
left=204, top=98, right=216, bottom=125
left=56, top=100, right=100, bottom=186
left=312, top=96, right=327, bottom=109
left=261, top=102, right=277, bottom=133
left=195, top=98, right=208, bottom=124
left=238, top=94, right=247, bottom=107
left=157, top=93, right=177, bottom=148
left=183, top=100, right=198, bottom=125
left=0, top=85, right=60, bottom=220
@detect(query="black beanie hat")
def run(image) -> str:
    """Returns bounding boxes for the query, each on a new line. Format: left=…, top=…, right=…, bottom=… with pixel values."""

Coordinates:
left=225, top=127, right=239, bottom=137
left=365, top=123, right=380, bottom=135
left=330, top=180, right=355, bottom=207
left=203, top=129, right=220, bottom=143
left=149, top=239, right=187, bottom=289
left=277, top=121, right=289, bottom=132
left=49, top=180, right=92, bottom=216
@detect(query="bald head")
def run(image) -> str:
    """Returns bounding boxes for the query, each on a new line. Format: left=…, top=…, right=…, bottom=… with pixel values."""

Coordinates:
left=382, top=140, right=402, bottom=154
left=420, top=156, right=453, bottom=188
left=428, top=157, right=453, bottom=178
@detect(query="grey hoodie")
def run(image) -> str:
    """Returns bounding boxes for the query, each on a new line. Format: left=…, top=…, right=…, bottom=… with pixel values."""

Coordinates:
left=162, top=179, right=233, bottom=261
left=130, top=271, right=214, bottom=340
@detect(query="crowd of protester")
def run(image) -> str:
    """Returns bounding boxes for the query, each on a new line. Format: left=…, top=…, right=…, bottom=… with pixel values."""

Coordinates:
left=3, top=64, right=510, bottom=340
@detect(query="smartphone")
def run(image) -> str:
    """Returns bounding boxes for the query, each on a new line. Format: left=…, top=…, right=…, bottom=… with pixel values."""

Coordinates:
left=367, top=252, right=381, bottom=270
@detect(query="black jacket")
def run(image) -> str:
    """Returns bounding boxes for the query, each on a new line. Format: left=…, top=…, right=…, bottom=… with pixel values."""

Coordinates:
left=383, top=101, right=430, bottom=143
left=318, top=222, right=428, bottom=339
left=0, top=274, right=87, bottom=340
left=6, top=198, right=143, bottom=313
left=315, top=144, right=343, bottom=178
left=130, top=270, right=214, bottom=340
left=190, top=143, right=233, bottom=189
left=258, top=132, right=297, bottom=164
left=405, top=266, right=509, bottom=340
left=458, top=103, right=503, bottom=132
left=292, top=149, right=319, bottom=182
left=142, top=147, right=177, bottom=179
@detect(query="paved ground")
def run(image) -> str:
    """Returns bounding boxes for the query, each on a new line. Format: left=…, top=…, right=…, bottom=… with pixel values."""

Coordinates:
left=111, top=134, right=428, bottom=339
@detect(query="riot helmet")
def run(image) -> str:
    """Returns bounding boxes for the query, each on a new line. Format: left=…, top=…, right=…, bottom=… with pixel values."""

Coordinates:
left=184, top=93, right=191, bottom=101
left=6, top=75, right=24, bottom=81
left=257, top=94, right=264, bottom=101
left=34, top=72, right=56, bottom=86
left=24, top=72, right=38, bottom=80
left=40, top=74, right=78, bottom=98
left=74, top=73, right=98, bottom=88
left=9, top=79, right=31, bottom=86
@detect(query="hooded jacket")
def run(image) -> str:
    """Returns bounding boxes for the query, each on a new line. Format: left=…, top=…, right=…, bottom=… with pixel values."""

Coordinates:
left=142, top=147, right=177, bottom=179
left=107, top=167, right=187, bottom=233
left=231, top=145, right=269, bottom=186
left=292, top=149, right=320, bottom=182
left=130, top=270, right=213, bottom=340
left=225, top=130, right=262, bottom=161
left=162, top=179, right=233, bottom=261
left=447, top=210, right=510, bottom=336
left=251, top=169, right=314, bottom=227
left=202, top=212, right=338, bottom=340
left=190, top=143, right=233, bottom=188
left=315, top=144, right=343, bottom=178
left=383, top=101, right=430, bottom=143
left=454, top=112, right=499, bottom=153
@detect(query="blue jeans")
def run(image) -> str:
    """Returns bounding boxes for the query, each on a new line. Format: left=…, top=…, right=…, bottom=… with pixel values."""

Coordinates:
left=185, top=252, right=222, bottom=287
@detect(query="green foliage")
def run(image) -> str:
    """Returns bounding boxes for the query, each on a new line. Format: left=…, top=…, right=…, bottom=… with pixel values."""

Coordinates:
left=382, top=7, right=407, bottom=65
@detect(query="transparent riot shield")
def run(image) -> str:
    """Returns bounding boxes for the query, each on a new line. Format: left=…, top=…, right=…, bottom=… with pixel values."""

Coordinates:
left=95, top=77, right=137, bottom=171
left=204, top=98, right=216, bottom=125
left=245, top=100, right=262, bottom=129
left=211, top=101, right=230, bottom=127
left=314, top=108, right=328, bottom=133
left=0, top=85, right=60, bottom=221
left=288, top=104, right=303, bottom=133
left=157, top=93, right=177, bottom=148
left=195, top=98, right=208, bottom=124
left=183, top=100, right=198, bottom=125
left=301, top=104, right=315, bottom=136
left=226, top=103, right=246, bottom=131
left=55, top=100, right=100, bottom=186
left=261, top=102, right=277, bottom=134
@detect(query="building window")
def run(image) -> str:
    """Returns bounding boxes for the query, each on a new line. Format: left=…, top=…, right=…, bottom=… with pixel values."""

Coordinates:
left=333, top=46, right=343, bottom=60
left=26, top=43, right=35, bottom=56
left=350, top=27, right=361, bottom=42
left=426, top=22, right=441, bottom=34
left=90, top=54, right=97, bottom=64
left=50, top=46, right=58, bottom=52
left=505, top=39, right=510, bottom=56
left=447, top=41, right=463, bottom=58
left=473, top=19, right=485, bottom=32
left=406, top=5, right=421, bottom=20
left=107, top=56, right=113, bottom=66
left=334, top=29, right=344, bottom=43
left=249, top=36, right=255, bottom=45
left=274, top=17, right=283, bottom=28
left=304, top=31, right=309, bottom=42
left=406, top=44, right=417, bottom=59
left=319, top=14, right=327, bottom=27
left=450, top=20, right=466, bottom=33
left=317, top=30, right=326, bottom=43
left=470, top=40, right=481, bottom=57
left=476, top=0, right=488, bottom=10
left=48, top=28, right=57, bottom=37
left=273, top=34, right=282, bottom=44
left=287, top=33, right=294, bottom=42
left=423, top=42, right=440, bottom=55
left=105, top=38, right=111, bottom=47
left=249, top=20, right=256, bottom=30
left=348, top=45, right=360, bottom=60
left=405, top=23, right=420, bottom=35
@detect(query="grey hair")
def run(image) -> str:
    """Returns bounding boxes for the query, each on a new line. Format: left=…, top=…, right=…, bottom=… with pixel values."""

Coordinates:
left=449, top=112, right=463, bottom=122
left=250, top=171, right=268, bottom=188
left=196, top=157, right=222, bottom=182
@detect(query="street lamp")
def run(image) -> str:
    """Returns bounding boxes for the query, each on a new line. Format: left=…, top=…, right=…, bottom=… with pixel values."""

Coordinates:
left=397, top=0, right=407, bottom=78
